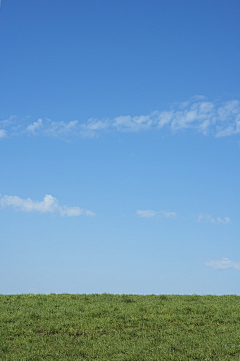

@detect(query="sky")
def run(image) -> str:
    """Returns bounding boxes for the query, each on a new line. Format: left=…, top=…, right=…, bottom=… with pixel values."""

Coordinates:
left=0, top=0, right=240, bottom=295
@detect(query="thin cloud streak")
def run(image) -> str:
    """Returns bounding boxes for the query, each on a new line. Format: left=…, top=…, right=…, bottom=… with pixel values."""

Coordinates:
left=198, top=214, right=230, bottom=224
left=0, top=194, right=95, bottom=217
left=161, top=211, right=177, bottom=218
left=136, top=210, right=158, bottom=218
left=1, top=97, right=240, bottom=139
left=136, top=210, right=177, bottom=218
left=205, top=258, right=240, bottom=270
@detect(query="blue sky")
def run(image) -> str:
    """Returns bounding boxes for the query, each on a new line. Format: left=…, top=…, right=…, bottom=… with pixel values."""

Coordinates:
left=1, top=0, right=240, bottom=295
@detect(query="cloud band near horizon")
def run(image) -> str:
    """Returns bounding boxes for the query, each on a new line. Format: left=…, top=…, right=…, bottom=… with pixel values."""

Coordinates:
left=1, top=97, right=240, bottom=140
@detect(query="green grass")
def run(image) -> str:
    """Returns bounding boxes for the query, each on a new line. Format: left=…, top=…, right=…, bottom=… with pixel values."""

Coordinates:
left=1, top=294, right=240, bottom=360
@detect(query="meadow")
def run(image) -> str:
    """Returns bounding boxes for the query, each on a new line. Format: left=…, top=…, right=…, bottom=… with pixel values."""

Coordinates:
left=0, top=294, right=240, bottom=360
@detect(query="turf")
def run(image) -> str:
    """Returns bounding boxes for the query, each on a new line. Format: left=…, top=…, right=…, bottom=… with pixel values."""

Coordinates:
left=0, top=294, right=240, bottom=360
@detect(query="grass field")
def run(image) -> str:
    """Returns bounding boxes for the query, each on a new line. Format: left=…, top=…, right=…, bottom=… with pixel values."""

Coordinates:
left=1, top=294, right=240, bottom=360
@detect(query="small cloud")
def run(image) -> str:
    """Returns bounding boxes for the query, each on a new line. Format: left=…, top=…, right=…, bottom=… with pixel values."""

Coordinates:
left=198, top=214, right=230, bottom=224
left=84, top=210, right=96, bottom=217
left=198, top=214, right=215, bottom=223
left=157, top=111, right=174, bottom=128
left=85, top=118, right=109, bottom=131
left=45, top=119, right=80, bottom=138
left=216, top=217, right=230, bottom=224
left=0, top=115, right=17, bottom=128
left=161, top=211, right=177, bottom=218
left=26, top=119, right=42, bottom=133
left=136, top=210, right=157, bottom=218
left=215, top=125, right=236, bottom=137
left=198, top=119, right=210, bottom=135
left=0, top=194, right=95, bottom=217
left=0, top=129, right=6, bottom=139
left=205, top=258, right=240, bottom=270
left=136, top=209, right=177, bottom=218
left=113, top=113, right=153, bottom=132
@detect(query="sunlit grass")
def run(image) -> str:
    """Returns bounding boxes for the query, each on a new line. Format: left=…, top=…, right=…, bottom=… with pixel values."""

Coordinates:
left=1, top=294, right=240, bottom=360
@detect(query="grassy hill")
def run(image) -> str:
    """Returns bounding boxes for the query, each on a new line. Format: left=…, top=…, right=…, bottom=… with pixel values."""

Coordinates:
left=0, top=294, right=240, bottom=360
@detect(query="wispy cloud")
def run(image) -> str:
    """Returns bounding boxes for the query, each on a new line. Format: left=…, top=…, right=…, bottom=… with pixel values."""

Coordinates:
left=44, top=119, right=79, bottom=137
left=25, top=118, right=42, bottom=134
left=205, top=258, right=240, bottom=270
left=1, top=97, right=240, bottom=139
left=0, top=194, right=95, bottom=217
left=198, top=214, right=230, bottom=224
left=136, top=209, right=177, bottom=218
left=0, top=129, right=6, bottom=139
left=216, top=217, right=231, bottom=224
left=161, top=211, right=177, bottom=218
left=136, top=210, right=158, bottom=218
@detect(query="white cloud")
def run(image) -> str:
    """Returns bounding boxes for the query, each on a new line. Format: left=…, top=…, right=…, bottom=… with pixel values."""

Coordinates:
left=161, top=211, right=177, bottom=218
left=205, top=258, right=240, bottom=270
left=136, top=210, right=157, bottom=218
left=26, top=119, right=42, bottom=133
left=0, top=129, right=6, bottom=139
left=136, top=210, right=177, bottom=218
left=113, top=114, right=153, bottom=131
left=84, top=118, right=109, bottom=131
left=41, top=119, right=80, bottom=138
left=0, top=115, right=16, bottom=127
left=198, top=214, right=230, bottom=224
left=0, top=194, right=95, bottom=217
left=2, top=97, right=240, bottom=139
left=198, top=214, right=215, bottom=223
left=216, top=217, right=230, bottom=224
left=157, top=111, right=174, bottom=128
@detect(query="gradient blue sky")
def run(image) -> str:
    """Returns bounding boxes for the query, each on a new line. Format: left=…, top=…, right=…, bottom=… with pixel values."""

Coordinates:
left=1, top=0, right=240, bottom=295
